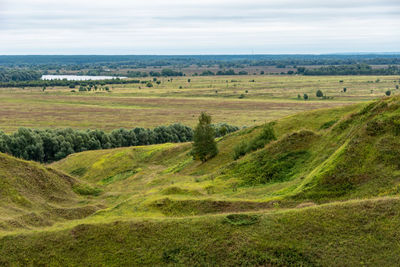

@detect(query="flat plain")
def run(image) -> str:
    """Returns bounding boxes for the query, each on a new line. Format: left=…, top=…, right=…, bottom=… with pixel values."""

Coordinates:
left=1, top=75, right=399, bottom=132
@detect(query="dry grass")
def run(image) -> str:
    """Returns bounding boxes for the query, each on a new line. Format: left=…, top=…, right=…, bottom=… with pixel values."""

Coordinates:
left=0, top=75, right=398, bottom=132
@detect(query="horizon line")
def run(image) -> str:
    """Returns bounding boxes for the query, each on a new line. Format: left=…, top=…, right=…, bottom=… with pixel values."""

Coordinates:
left=1, top=52, right=400, bottom=56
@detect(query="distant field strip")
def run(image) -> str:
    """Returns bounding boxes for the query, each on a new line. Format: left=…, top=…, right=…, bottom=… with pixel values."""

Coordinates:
left=1, top=75, right=398, bottom=132
left=0, top=94, right=348, bottom=132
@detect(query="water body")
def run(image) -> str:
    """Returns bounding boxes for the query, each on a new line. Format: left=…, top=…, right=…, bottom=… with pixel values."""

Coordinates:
left=41, top=75, right=127, bottom=81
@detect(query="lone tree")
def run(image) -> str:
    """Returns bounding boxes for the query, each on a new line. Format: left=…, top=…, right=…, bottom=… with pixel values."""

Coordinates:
left=192, top=112, right=218, bottom=162
left=303, top=93, right=309, bottom=100
left=316, top=90, right=323, bottom=97
left=386, top=90, right=391, bottom=96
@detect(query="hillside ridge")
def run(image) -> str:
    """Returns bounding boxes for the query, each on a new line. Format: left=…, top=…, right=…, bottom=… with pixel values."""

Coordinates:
left=3, top=96, right=400, bottom=265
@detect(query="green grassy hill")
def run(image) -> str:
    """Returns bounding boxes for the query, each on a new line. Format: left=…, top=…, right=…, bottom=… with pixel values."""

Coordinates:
left=2, top=96, right=400, bottom=265
left=0, top=153, right=101, bottom=231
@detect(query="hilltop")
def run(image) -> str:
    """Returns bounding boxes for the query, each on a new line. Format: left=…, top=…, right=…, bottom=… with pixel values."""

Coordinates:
left=2, top=96, right=400, bottom=265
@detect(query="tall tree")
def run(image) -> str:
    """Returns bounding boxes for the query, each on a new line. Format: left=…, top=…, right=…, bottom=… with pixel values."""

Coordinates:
left=192, top=112, right=218, bottom=162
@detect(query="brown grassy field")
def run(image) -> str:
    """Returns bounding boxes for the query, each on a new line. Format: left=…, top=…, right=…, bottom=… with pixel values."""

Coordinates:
left=1, top=75, right=399, bottom=132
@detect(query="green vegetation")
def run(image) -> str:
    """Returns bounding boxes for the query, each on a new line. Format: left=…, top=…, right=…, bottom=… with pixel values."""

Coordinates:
left=0, top=123, right=237, bottom=163
left=2, top=55, right=400, bottom=77
left=192, top=112, right=218, bottom=162
left=0, top=68, right=41, bottom=82
left=3, top=71, right=400, bottom=264
left=233, top=123, right=276, bottom=159
left=299, top=64, right=400, bottom=75
left=0, top=77, right=144, bottom=88
left=0, top=152, right=99, bottom=231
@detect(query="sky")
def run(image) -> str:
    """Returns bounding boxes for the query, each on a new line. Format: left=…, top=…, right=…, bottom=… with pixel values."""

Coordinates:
left=0, top=0, right=399, bottom=55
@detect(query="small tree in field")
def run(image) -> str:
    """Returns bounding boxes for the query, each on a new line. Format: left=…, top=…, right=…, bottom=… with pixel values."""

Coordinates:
left=303, top=93, right=309, bottom=100
left=386, top=90, right=391, bottom=96
left=316, top=90, right=323, bottom=97
left=192, top=112, right=218, bottom=162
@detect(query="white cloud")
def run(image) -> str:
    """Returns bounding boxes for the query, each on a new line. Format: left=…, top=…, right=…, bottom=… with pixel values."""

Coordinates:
left=0, top=0, right=399, bottom=54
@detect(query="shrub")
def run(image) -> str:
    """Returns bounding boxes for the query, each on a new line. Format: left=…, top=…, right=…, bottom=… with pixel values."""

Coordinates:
left=233, top=141, right=248, bottom=160
left=233, top=123, right=276, bottom=160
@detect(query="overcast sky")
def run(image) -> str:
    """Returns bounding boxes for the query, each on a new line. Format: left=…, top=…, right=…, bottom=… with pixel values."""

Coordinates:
left=0, top=0, right=399, bottom=54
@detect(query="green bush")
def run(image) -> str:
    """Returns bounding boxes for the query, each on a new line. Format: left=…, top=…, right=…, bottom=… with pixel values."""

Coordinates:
left=233, top=141, right=248, bottom=160
left=233, top=123, right=276, bottom=160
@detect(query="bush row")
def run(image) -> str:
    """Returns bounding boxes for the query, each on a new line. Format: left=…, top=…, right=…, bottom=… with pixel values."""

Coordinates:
left=0, top=78, right=143, bottom=88
left=0, top=123, right=238, bottom=163
left=298, top=64, right=400, bottom=76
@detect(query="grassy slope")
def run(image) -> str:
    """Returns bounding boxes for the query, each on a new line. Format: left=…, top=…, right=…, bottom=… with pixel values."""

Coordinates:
left=50, top=102, right=366, bottom=219
left=1, top=197, right=400, bottom=266
left=3, top=96, right=400, bottom=265
left=0, top=153, right=100, bottom=231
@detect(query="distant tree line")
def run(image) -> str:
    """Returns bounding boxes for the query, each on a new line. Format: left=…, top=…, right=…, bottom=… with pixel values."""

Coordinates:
left=0, top=68, right=42, bottom=82
left=0, top=78, right=145, bottom=88
left=199, top=69, right=248, bottom=76
left=126, top=68, right=250, bottom=77
left=127, top=69, right=184, bottom=78
left=0, top=123, right=239, bottom=163
left=1, top=55, right=400, bottom=69
left=298, top=64, right=400, bottom=76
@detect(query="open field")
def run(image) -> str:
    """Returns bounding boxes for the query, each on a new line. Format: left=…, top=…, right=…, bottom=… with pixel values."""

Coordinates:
left=0, top=75, right=399, bottom=132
